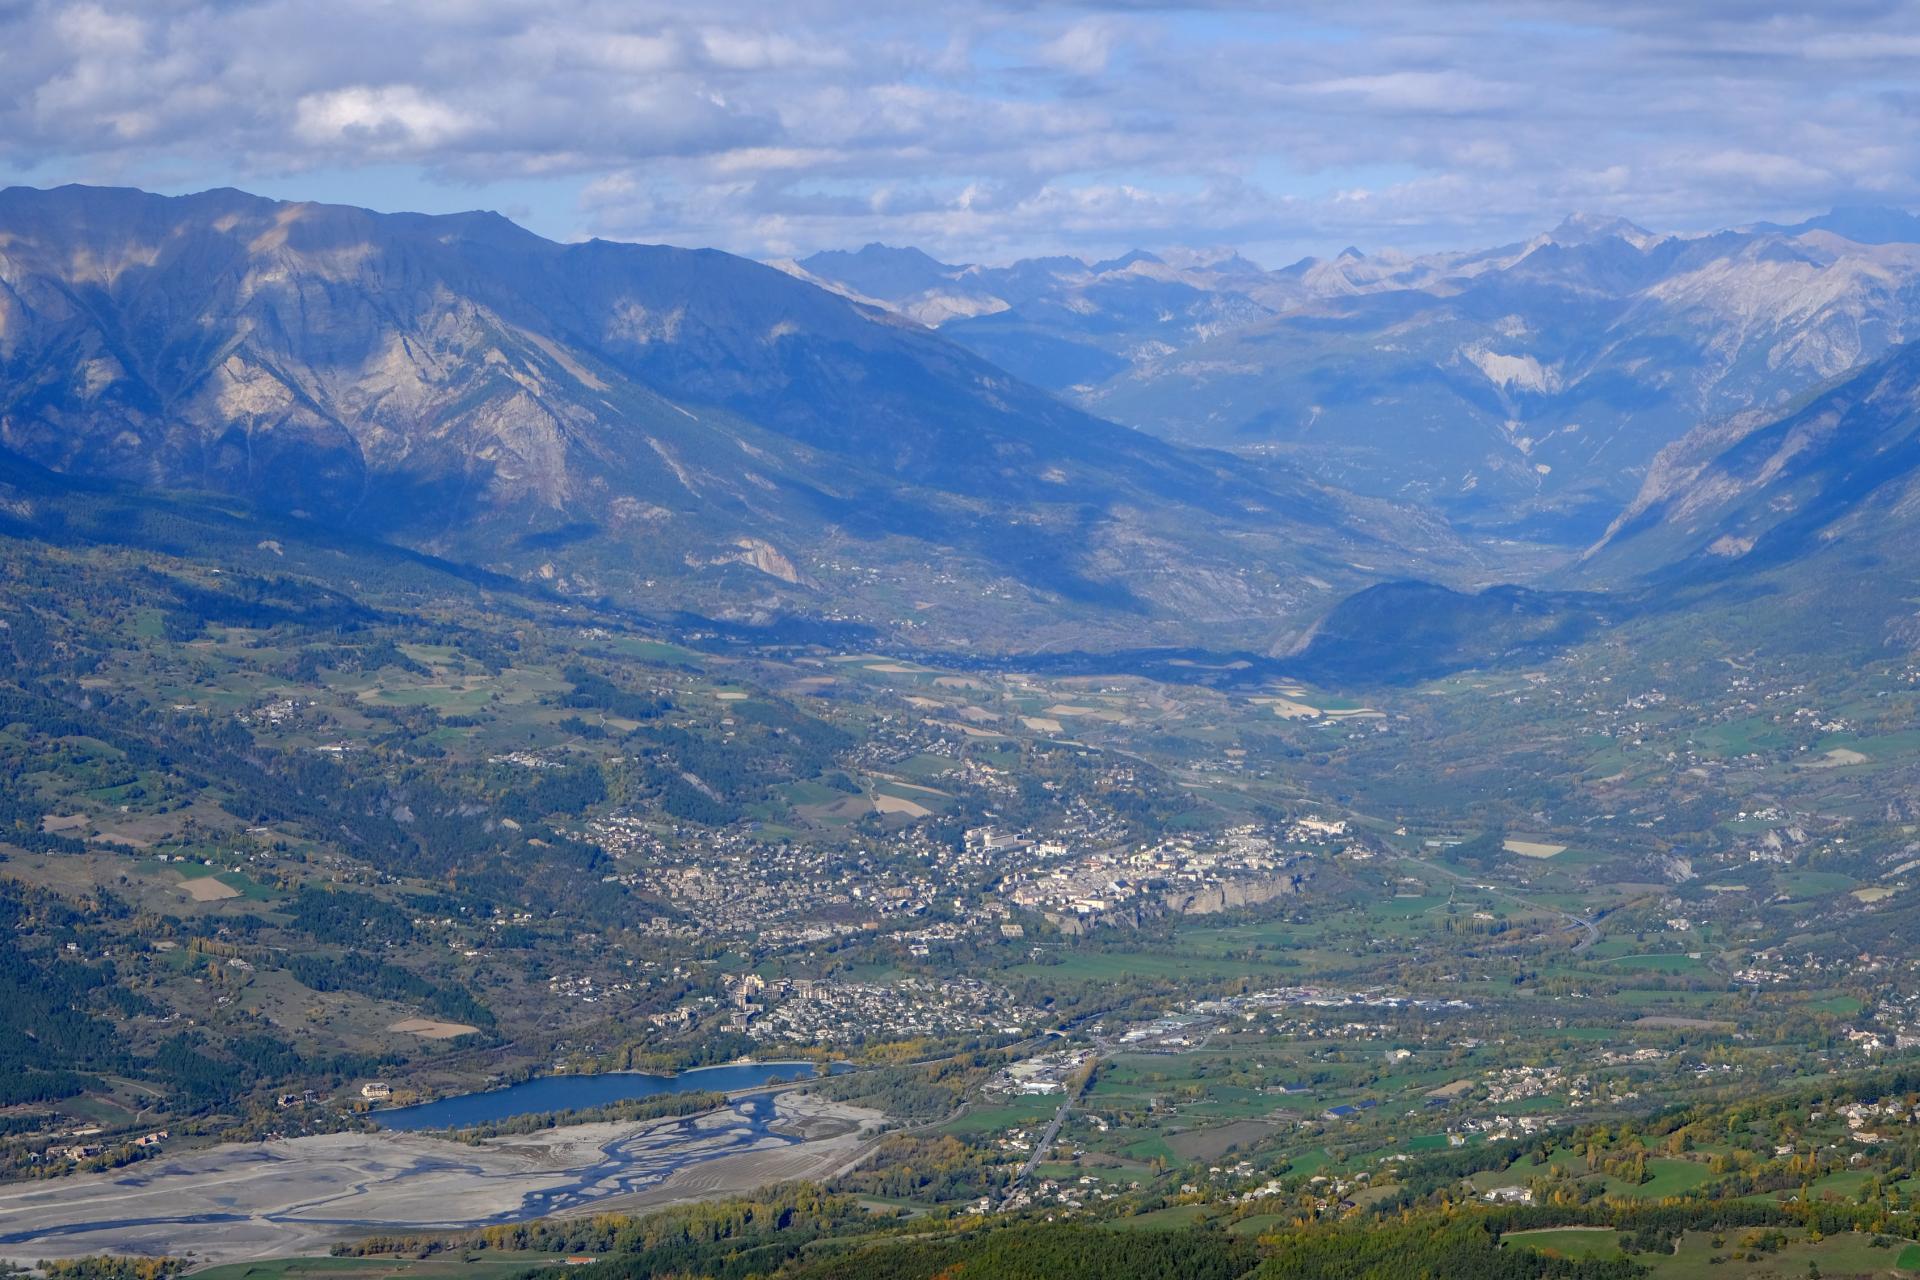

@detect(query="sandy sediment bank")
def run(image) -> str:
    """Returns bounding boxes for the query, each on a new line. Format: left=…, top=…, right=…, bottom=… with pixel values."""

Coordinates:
left=0, top=1095, right=887, bottom=1267
left=551, top=1092, right=887, bottom=1220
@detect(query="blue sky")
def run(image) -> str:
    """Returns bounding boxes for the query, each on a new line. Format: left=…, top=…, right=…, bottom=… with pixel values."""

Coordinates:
left=3, top=1, right=1918, bottom=264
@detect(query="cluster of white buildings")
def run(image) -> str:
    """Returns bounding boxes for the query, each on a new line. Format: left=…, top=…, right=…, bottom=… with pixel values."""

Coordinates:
left=742, top=975, right=1036, bottom=1045
left=997, top=824, right=1324, bottom=924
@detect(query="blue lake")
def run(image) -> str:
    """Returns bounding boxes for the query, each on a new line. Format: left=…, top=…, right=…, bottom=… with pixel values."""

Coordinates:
left=374, top=1062, right=825, bottom=1131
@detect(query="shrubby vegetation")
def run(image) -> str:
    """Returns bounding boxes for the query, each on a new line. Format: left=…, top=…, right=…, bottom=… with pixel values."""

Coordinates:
left=435, top=1090, right=726, bottom=1142
left=34, top=1257, right=187, bottom=1280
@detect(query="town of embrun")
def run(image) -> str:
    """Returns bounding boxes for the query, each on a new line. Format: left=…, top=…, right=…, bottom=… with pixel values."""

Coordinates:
left=8, top=5, right=1920, bottom=1279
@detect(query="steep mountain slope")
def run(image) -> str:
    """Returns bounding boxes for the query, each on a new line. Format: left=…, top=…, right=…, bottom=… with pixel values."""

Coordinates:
left=803, top=213, right=1920, bottom=539
left=1583, top=340, right=1920, bottom=590
left=1283, top=339, right=1920, bottom=686
left=0, top=184, right=1475, bottom=651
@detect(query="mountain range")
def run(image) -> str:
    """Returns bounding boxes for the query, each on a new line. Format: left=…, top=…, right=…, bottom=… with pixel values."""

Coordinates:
left=796, top=210, right=1920, bottom=539
left=0, top=184, right=1498, bottom=654
left=8, top=182, right=1920, bottom=668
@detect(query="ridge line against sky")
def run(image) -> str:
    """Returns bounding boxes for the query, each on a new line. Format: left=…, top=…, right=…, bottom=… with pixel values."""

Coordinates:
left=3, top=0, right=1919, bottom=263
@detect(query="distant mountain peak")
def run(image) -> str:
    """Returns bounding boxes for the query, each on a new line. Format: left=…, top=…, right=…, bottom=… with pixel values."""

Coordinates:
left=1546, top=212, right=1661, bottom=249
left=792, top=242, right=960, bottom=300
left=1090, top=248, right=1164, bottom=273
left=1021, top=254, right=1091, bottom=273
left=851, top=241, right=948, bottom=263
left=1144, top=246, right=1265, bottom=275
left=1335, top=245, right=1366, bottom=261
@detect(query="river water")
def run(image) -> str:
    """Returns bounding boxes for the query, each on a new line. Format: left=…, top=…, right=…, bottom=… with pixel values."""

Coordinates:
left=373, top=1062, right=825, bottom=1131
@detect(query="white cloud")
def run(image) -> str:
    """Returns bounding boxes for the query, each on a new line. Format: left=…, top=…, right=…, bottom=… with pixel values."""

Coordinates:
left=513, top=26, right=686, bottom=75
left=1036, top=18, right=1121, bottom=76
left=3, top=0, right=1920, bottom=261
left=294, top=85, right=475, bottom=151
left=1299, top=70, right=1518, bottom=114
left=53, top=2, right=142, bottom=54
left=698, top=29, right=851, bottom=71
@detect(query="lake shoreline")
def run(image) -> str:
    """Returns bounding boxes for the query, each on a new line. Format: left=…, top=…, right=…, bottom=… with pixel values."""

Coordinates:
left=372, top=1060, right=831, bottom=1131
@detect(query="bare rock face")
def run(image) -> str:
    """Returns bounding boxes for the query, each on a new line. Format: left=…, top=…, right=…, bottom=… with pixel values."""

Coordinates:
left=0, top=190, right=604, bottom=519
left=1044, top=870, right=1306, bottom=935
left=725, top=538, right=807, bottom=586
left=1159, top=871, right=1304, bottom=917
